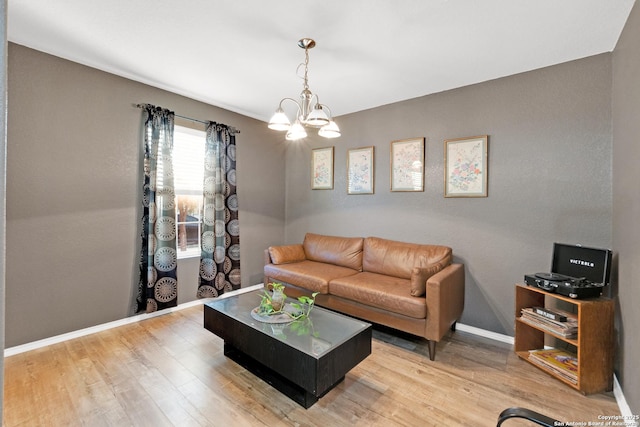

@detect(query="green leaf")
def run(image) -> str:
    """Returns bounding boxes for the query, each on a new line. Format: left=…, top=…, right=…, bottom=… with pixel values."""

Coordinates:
left=298, top=296, right=312, bottom=304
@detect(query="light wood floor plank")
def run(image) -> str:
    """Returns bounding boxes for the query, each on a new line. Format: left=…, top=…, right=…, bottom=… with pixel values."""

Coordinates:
left=3, top=304, right=621, bottom=426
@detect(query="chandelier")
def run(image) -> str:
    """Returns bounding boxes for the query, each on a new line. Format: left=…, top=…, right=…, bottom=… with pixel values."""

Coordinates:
left=268, top=38, right=341, bottom=141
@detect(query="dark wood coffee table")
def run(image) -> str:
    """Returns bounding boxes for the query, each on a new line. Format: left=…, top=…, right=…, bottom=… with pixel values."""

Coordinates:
left=204, top=289, right=372, bottom=408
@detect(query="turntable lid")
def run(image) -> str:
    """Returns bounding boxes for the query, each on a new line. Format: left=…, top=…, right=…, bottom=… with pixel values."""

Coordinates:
left=551, top=243, right=612, bottom=285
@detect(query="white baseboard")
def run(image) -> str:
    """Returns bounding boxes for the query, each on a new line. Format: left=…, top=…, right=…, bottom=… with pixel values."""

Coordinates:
left=456, top=322, right=515, bottom=345
left=4, top=285, right=632, bottom=422
left=614, top=376, right=639, bottom=427
left=3, top=283, right=263, bottom=358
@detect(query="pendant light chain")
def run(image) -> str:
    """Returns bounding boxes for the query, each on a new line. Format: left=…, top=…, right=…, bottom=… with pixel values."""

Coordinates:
left=302, top=46, right=310, bottom=93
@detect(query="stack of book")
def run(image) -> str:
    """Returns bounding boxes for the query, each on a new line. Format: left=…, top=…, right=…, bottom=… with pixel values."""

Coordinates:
left=528, top=348, right=578, bottom=384
left=519, top=306, right=578, bottom=338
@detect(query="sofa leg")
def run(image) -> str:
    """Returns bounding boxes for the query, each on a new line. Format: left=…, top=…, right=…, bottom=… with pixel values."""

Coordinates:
left=427, top=340, right=436, bottom=361
left=451, top=321, right=457, bottom=332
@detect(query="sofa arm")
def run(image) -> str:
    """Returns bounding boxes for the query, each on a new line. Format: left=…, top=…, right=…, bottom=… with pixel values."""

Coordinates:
left=424, top=263, right=465, bottom=342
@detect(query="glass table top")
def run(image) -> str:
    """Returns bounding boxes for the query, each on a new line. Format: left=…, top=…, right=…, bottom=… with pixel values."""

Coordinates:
left=205, top=289, right=371, bottom=358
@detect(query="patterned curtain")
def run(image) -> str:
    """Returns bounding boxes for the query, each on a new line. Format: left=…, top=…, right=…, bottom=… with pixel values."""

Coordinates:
left=136, top=105, right=179, bottom=313
left=197, top=122, right=241, bottom=298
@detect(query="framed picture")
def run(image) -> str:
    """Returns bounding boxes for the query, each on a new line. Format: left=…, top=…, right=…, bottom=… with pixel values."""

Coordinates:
left=311, top=146, right=334, bottom=190
left=390, top=137, right=425, bottom=192
left=444, top=135, right=488, bottom=197
left=347, top=146, right=374, bottom=194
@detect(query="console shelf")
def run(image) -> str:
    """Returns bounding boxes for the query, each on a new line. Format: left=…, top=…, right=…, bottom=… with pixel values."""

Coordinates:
left=514, top=284, right=614, bottom=394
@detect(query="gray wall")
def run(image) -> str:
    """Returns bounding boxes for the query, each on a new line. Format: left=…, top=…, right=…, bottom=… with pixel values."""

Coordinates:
left=612, top=1, right=640, bottom=415
left=1, top=0, right=7, bottom=423
left=285, top=54, right=613, bottom=335
left=5, top=43, right=286, bottom=347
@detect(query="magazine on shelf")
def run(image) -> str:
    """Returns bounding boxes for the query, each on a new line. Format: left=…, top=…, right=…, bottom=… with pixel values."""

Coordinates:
left=520, top=307, right=578, bottom=338
left=528, top=349, right=578, bottom=384
left=533, top=306, right=568, bottom=322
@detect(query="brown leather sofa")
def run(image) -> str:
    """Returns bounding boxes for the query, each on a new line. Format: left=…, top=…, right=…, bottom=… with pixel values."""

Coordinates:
left=263, top=233, right=465, bottom=360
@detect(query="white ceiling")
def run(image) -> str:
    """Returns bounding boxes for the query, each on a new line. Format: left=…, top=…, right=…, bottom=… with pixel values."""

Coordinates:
left=7, top=0, right=636, bottom=122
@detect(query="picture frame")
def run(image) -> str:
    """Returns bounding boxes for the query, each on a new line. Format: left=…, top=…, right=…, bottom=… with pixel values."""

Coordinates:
left=347, top=146, right=375, bottom=194
left=311, top=146, right=334, bottom=190
left=390, top=137, right=425, bottom=192
left=444, top=135, right=488, bottom=197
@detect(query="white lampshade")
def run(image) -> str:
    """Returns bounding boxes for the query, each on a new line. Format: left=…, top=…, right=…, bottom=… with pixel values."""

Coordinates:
left=268, top=109, right=291, bottom=131
left=285, top=121, right=307, bottom=141
left=318, top=120, right=341, bottom=139
left=304, top=105, right=330, bottom=127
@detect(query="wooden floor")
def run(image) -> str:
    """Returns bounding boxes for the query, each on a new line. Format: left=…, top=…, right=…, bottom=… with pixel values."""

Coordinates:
left=3, top=304, right=620, bottom=427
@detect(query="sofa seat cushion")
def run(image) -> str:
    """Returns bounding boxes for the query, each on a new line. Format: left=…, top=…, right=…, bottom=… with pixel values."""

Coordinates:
left=329, top=272, right=427, bottom=319
left=264, top=260, right=359, bottom=294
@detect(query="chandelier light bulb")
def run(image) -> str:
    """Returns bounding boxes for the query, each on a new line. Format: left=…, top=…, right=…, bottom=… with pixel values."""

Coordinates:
left=305, top=105, right=330, bottom=127
left=285, top=120, right=307, bottom=141
left=268, top=108, right=291, bottom=131
left=318, top=120, right=341, bottom=139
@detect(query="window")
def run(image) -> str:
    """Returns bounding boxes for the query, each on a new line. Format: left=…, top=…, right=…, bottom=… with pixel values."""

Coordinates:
left=173, top=123, right=206, bottom=259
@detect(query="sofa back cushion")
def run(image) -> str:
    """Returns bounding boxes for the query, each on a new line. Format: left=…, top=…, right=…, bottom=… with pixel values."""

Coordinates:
left=303, top=233, right=364, bottom=271
left=363, top=237, right=452, bottom=279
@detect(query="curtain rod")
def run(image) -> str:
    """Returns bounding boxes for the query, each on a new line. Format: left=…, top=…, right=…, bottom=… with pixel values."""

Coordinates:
left=176, top=113, right=208, bottom=125
left=134, top=103, right=240, bottom=134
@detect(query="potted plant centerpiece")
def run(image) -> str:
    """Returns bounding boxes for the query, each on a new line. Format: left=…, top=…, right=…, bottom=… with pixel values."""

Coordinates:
left=257, top=282, right=319, bottom=321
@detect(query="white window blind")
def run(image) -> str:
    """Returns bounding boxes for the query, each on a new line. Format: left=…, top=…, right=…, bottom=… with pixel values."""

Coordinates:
left=173, top=125, right=206, bottom=258
left=173, top=126, right=205, bottom=194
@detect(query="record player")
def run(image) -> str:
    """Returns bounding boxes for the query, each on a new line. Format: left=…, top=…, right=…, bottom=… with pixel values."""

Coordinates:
left=525, top=243, right=612, bottom=299
left=524, top=272, right=606, bottom=299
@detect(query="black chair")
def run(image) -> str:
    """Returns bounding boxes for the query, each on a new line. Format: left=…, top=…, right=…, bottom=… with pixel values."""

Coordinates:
left=497, top=407, right=560, bottom=426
